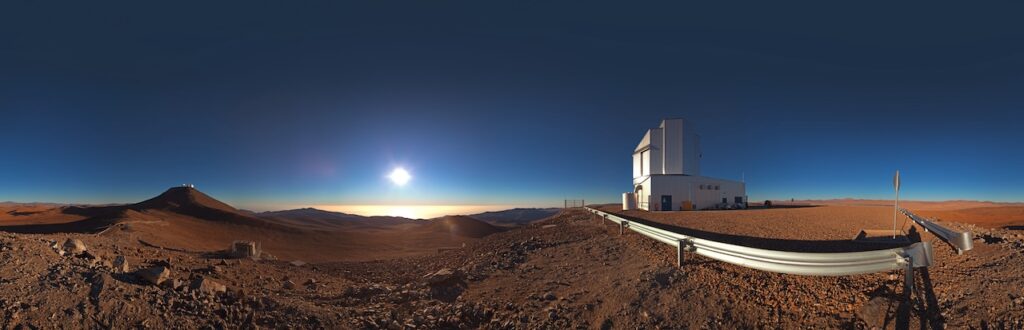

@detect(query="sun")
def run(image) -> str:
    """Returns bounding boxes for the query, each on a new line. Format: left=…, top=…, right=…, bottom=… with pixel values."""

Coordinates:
left=388, top=167, right=411, bottom=186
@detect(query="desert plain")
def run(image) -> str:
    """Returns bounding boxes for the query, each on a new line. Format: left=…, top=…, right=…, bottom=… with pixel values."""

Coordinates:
left=0, top=188, right=1022, bottom=329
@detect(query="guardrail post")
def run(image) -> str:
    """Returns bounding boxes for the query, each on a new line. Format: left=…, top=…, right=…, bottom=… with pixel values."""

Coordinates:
left=677, top=239, right=694, bottom=269
left=620, top=221, right=627, bottom=235
left=904, top=257, right=915, bottom=297
left=677, top=239, right=685, bottom=268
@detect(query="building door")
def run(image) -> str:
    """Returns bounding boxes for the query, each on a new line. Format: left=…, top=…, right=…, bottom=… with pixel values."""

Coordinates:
left=634, top=186, right=645, bottom=209
left=661, top=195, right=672, bottom=211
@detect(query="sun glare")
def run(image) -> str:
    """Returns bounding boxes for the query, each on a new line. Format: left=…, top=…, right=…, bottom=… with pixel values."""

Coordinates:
left=388, top=167, right=411, bottom=186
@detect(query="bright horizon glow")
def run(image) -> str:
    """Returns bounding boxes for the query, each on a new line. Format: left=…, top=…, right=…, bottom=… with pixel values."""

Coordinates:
left=388, top=168, right=411, bottom=186
left=310, top=204, right=528, bottom=219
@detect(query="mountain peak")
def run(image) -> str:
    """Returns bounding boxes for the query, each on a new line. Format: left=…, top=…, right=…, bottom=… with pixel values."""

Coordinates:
left=133, top=186, right=238, bottom=213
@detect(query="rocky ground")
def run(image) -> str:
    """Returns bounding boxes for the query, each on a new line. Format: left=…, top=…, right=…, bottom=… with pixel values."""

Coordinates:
left=1, top=207, right=1023, bottom=329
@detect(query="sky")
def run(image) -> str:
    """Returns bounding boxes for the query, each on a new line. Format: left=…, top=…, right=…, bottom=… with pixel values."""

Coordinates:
left=2, top=2, right=1023, bottom=212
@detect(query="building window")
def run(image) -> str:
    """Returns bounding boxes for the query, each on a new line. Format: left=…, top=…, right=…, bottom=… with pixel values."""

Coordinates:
left=699, top=184, right=704, bottom=190
left=715, top=185, right=720, bottom=190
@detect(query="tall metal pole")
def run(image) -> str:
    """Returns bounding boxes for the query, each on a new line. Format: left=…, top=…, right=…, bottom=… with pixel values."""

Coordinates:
left=893, top=170, right=900, bottom=239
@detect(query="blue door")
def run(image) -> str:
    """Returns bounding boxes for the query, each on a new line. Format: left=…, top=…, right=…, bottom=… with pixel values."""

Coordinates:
left=661, top=195, right=672, bottom=211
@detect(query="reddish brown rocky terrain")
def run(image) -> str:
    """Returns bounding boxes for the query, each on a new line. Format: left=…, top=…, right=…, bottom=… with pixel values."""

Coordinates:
left=0, top=191, right=1022, bottom=329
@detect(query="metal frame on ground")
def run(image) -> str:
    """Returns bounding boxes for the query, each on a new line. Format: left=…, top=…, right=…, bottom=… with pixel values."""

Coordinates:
left=901, top=209, right=973, bottom=254
left=585, top=207, right=933, bottom=291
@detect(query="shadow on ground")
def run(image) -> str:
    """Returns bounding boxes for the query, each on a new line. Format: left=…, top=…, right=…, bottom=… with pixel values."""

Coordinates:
left=602, top=210, right=908, bottom=252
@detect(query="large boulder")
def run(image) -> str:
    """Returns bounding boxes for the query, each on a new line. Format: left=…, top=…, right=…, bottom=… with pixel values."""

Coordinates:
left=424, top=268, right=464, bottom=286
left=62, top=239, right=86, bottom=255
left=136, top=266, right=171, bottom=286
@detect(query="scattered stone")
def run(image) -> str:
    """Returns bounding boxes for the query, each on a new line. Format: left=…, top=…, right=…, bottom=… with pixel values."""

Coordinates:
left=136, top=266, right=171, bottom=286
left=81, top=250, right=99, bottom=260
left=162, top=278, right=185, bottom=291
left=289, top=260, right=307, bottom=267
left=543, top=292, right=556, bottom=301
left=856, top=297, right=889, bottom=328
left=190, top=277, right=227, bottom=294
left=62, top=239, right=86, bottom=255
left=283, top=280, right=296, bottom=290
left=424, top=268, right=463, bottom=286
left=88, top=273, right=112, bottom=305
left=113, top=256, right=129, bottom=273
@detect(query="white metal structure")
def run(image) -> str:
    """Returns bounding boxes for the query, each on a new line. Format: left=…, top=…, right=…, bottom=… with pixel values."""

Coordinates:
left=622, top=193, right=636, bottom=210
left=901, top=209, right=974, bottom=255
left=586, top=207, right=933, bottom=290
left=631, top=119, right=746, bottom=211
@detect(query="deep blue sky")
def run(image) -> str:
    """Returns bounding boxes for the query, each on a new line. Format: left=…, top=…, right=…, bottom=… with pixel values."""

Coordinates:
left=2, top=2, right=1022, bottom=209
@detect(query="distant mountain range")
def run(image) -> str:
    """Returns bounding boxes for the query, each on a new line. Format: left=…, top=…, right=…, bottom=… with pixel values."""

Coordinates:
left=0, top=187, right=535, bottom=261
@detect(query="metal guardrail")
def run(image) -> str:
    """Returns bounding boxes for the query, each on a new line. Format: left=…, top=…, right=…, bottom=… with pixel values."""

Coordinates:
left=586, top=207, right=933, bottom=291
left=901, top=208, right=973, bottom=254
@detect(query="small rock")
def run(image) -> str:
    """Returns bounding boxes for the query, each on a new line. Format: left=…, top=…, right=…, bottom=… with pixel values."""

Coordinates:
left=136, top=266, right=171, bottom=286
left=162, top=278, right=185, bottom=291
left=62, top=239, right=86, bottom=255
left=543, top=292, right=556, bottom=301
left=113, top=256, right=129, bottom=273
left=289, top=260, right=307, bottom=267
left=190, top=277, right=227, bottom=294
left=283, top=280, right=296, bottom=290
left=856, top=297, right=889, bottom=328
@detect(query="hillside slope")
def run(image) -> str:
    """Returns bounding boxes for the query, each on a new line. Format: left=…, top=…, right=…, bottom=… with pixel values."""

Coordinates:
left=469, top=208, right=560, bottom=227
left=421, top=215, right=503, bottom=238
left=0, top=208, right=1020, bottom=328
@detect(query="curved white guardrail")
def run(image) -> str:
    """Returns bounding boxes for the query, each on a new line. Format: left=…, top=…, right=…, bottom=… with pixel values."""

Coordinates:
left=586, top=207, right=933, bottom=290
left=901, top=208, right=973, bottom=255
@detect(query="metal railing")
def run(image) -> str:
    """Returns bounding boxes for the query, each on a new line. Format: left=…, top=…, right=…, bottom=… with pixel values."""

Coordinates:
left=901, top=208, right=973, bottom=254
left=563, top=200, right=585, bottom=208
left=586, top=207, right=933, bottom=290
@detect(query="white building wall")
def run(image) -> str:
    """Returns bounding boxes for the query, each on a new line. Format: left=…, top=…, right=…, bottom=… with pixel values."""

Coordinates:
left=661, top=119, right=684, bottom=174
left=683, top=130, right=701, bottom=176
left=632, top=153, right=641, bottom=178
left=647, top=175, right=746, bottom=211
left=638, top=150, right=647, bottom=176
left=648, top=128, right=663, bottom=175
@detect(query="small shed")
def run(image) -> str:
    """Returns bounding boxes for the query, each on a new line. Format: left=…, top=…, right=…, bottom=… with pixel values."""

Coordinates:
left=230, top=240, right=261, bottom=259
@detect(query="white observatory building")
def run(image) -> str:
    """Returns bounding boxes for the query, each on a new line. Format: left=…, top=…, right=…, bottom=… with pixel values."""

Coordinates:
left=626, top=118, right=746, bottom=211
